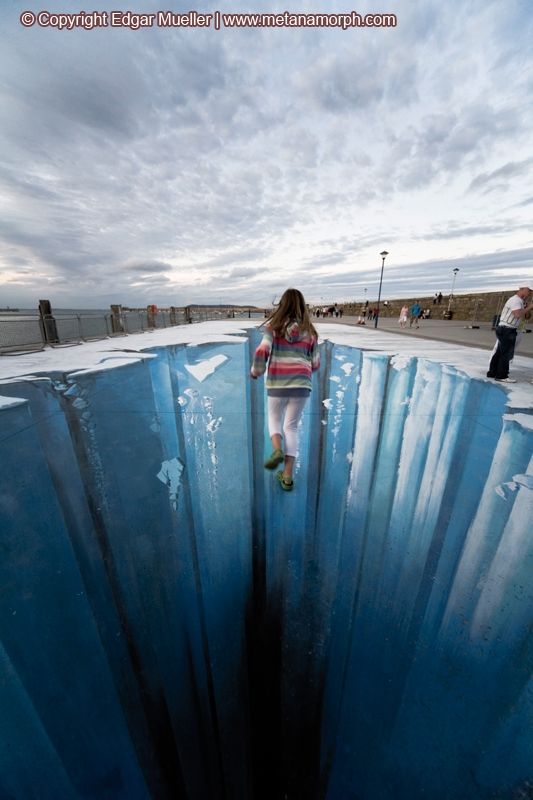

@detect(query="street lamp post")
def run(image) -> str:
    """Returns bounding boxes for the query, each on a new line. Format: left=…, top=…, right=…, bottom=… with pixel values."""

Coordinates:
left=374, top=251, right=389, bottom=329
left=447, top=268, right=460, bottom=314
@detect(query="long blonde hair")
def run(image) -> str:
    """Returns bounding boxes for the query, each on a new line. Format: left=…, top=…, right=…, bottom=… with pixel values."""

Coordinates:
left=265, top=288, right=317, bottom=337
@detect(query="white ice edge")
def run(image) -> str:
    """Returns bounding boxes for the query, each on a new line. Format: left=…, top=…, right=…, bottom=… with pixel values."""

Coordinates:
left=184, top=354, right=228, bottom=382
left=68, top=355, right=158, bottom=378
left=0, top=320, right=530, bottom=414
left=503, top=412, right=533, bottom=431
left=0, top=395, right=28, bottom=410
left=0, top=376, right=52, bottom=385
left=317, top=323, right=533, bottom=412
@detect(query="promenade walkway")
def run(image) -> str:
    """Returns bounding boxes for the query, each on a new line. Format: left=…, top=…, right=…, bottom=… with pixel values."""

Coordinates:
left=332, top=316, right=533, bottom=357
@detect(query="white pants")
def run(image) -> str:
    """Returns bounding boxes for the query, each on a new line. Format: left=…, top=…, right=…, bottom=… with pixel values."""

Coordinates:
left=267, top=396, right=308, bottom=457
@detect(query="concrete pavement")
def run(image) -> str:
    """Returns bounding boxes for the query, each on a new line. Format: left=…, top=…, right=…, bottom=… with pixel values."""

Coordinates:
left=330, top=315, right=533, bottom=357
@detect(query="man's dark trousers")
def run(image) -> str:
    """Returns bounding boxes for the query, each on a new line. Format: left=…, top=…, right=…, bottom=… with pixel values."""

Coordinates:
left=487, top=325, right=517, bottom=379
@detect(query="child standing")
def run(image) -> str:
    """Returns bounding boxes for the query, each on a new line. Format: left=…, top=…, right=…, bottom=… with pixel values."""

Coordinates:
left=251, top=288, right=320, bottom=491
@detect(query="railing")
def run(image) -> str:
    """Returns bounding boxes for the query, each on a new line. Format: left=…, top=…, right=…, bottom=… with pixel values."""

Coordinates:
left=0, top=307, right=255, bottom=355
left=0, top=317, right=45, bottom=353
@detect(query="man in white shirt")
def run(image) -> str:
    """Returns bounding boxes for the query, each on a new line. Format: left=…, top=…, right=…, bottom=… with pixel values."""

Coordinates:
left=487, top=286, right=533, bottom=382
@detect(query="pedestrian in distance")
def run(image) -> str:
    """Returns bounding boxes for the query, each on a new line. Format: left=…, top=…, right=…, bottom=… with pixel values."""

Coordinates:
left=398, top=305, right=409, bottom=328
left=251, top=288, right=320, bottom=491
left=409, top=300, right=422, bottom=328
left=487, top=286, right=533, bottom=383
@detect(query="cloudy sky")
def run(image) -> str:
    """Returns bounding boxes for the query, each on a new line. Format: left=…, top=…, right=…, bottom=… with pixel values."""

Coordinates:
left=0, top=0, right=532, bottom=308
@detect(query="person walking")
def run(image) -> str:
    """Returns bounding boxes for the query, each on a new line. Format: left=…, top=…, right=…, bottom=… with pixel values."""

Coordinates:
left=487, top=287, right=533, bottom=383
left=251, top=288, right=320, bottom=491
left=409, top=300, right=422, bottom=328
left=398, top=305, right=409, bottom=328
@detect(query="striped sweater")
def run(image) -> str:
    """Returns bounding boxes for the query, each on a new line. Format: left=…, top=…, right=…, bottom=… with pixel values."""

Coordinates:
left=251, top=321, right=320, bottom=395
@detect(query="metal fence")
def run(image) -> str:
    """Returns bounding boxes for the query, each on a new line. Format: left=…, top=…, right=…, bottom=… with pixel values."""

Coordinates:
left=0, top=318, right=45, bottom=353
left=0, top=307, right=244, bottom=355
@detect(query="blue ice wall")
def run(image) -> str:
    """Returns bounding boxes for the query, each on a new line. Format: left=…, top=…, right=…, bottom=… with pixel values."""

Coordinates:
left=0, top=333, right=531, bottom=800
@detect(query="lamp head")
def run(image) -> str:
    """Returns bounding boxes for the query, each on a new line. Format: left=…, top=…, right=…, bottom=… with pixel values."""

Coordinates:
left=380, top=251, right=389, bottom=258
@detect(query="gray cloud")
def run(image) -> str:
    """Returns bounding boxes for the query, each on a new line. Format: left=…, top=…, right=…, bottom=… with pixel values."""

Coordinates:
left=223, top=266, right=264, bottom=279
left=511, top=196, right=533, bottom=208
left=468, top=158, right=533, bottom=193
left=195, top=248, right=269, bottom=269
left=385, top=103, right=519, bottom=193
left=306, top=253, right=348, bottom=267
left=0, top=0, right=531, bottom=308
left=418, top=220, right=532, bottom=240
left=126, top=261, right=174, bottom=274
left=296, top=43, right=418, bottom=116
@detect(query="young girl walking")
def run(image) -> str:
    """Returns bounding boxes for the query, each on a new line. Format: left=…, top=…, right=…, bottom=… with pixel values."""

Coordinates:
left=251, top=288, right=320, bottom=491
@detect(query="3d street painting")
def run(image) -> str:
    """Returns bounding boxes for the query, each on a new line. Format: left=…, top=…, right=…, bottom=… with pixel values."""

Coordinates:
left=0, top=322, right=531, bottom=799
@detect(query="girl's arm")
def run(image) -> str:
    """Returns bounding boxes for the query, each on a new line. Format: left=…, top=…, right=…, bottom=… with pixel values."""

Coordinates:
left=311, top=337, right=320, bottom=372
left=251, top=329, right=273, bottom=377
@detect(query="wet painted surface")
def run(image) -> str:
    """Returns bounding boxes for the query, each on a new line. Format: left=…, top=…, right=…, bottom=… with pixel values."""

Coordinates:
left=0, top=331, right=531, bottom=799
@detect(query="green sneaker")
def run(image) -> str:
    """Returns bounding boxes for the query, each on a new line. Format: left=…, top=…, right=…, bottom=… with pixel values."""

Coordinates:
left=276, top=471, right=294, bottom=491
left=264, top=448, right=284, bottom=470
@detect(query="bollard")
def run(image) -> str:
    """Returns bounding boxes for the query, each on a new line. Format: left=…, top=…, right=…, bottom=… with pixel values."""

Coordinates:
left=38, top=299, right=59, bottom=344
left=147, top=304, right=157, bottom=328
left=110, top=304, right=125, bottom=334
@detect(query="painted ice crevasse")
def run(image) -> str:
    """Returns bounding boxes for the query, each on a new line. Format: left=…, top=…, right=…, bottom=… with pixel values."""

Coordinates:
left=0, top=331, right=531, bottom=799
